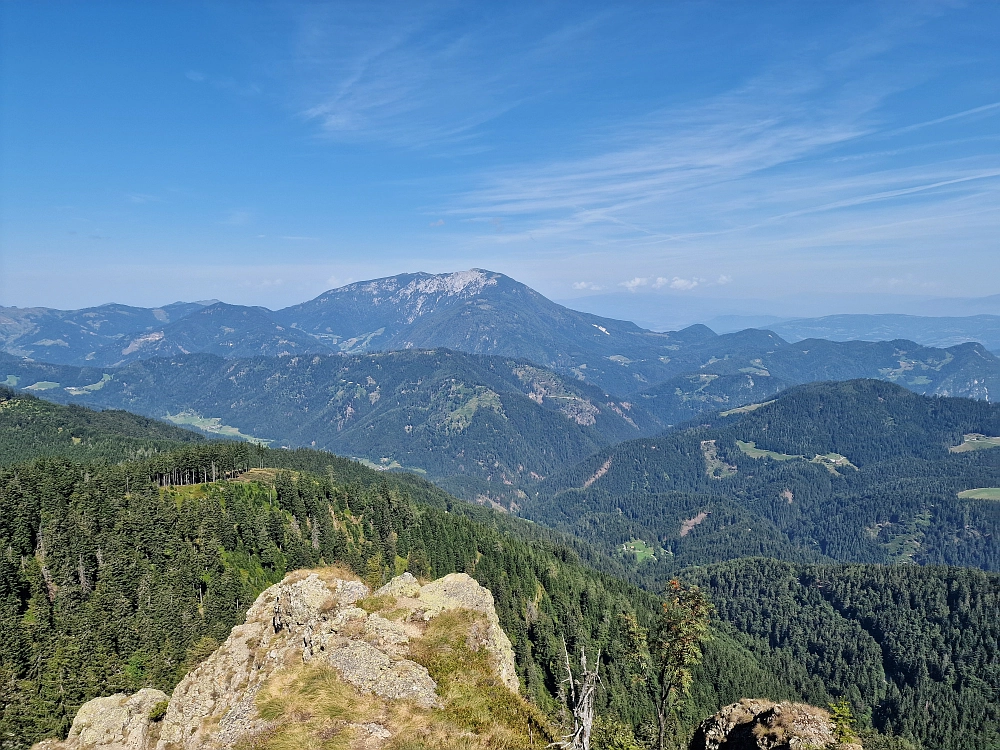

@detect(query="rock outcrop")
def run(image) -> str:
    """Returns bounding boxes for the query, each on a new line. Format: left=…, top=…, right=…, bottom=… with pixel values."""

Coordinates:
left=689, top=699, right=863, bottom=750
left=32, top=569, right=521, bottom=750
left=32, top=689, right=169, bottom=750
left=388, top=572, right=519, bottom=693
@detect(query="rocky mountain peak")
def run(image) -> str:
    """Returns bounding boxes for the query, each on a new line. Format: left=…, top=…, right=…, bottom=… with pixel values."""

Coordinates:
left=32, top=569, right=522, bottom=750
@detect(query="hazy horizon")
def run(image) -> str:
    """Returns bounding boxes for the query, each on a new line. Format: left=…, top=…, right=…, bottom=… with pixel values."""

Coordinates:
left=6, top=266, right=1000, bottom=335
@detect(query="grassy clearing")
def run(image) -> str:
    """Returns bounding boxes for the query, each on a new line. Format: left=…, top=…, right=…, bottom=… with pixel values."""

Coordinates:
left=736, top=440, right=802, bottom=461
left=882, top=510, right=932, bottom=563
left=622, top=539, right=657, bottom=563
left=701, top=440, right=737, bottom=479
left=720, top=400, right=775, bottom=417
left=355, top=457, right=427, bottom=475
left=737, top=441, right=856, bottom=475
left=810, top=453, right=857, bottom=475
left=64, top=373, right=112, bottom=396
left=958, top=487, right=1000, bottom=500
left=165, top=409, right=272, bottom=445
left=23, top=381, right=60, bottom=391
left=443, top=387, right=504, bottom=433
left=248, top=609, right=552, bottom=750
left=949, top=434, right=1000, bottom=453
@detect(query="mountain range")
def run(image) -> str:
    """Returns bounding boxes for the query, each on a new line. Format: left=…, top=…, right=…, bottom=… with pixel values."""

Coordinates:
left=7, top=270, right=1000, bottom=401
left=717, top=313, right=1000, bottom=353
left=5, top=270, right=1000, bottom=749
left=5, top=270, right=1000, bottom=492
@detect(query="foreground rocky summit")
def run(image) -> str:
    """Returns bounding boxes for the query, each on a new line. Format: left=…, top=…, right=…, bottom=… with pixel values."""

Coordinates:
left=33, top=569, right=534, bottom=750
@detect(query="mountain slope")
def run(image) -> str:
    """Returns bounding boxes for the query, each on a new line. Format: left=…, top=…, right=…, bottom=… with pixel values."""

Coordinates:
left=687, top=558, right=1000, bottom=750
left=0, top=387, right=206, bottom=466
left=110, top=302, right=333, bottom=364
left=4, top=410, right=996, bottom=750
left=527, top=380, right=1000, bottom=574
left=633, top=336, right=1000, bottom=424
left=0, top=301, right=207, bottom=365
left=0, top=438, right=811, bottom=750
left=0, top=350, right=655, bottom=482
left=276, top=269, right=693, bottom=394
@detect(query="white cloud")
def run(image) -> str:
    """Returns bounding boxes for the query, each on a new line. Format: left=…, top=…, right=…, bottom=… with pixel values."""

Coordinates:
left=669, top=277, right=699, bottom=290
left=716, top=275, right=733, bottom=285
left=621, top=277, right=649, bottom=292
left=573, top=281, right=602, bottom=290
left=429, top=219, right=445, bottom=227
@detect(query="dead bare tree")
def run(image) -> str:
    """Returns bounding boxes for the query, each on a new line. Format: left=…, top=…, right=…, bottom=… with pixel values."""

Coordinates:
left=552, top=637, right=601, bottom=750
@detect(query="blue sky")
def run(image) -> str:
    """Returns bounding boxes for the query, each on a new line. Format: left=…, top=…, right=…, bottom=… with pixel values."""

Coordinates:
left=1, top=1, right=998, bottom=313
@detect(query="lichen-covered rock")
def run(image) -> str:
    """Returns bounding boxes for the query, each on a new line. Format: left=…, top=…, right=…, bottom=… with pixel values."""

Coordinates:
left=689, top=699, right=863, bottom=750
left=32, top=688, right=168, bottom=750
left=364, top=613, right=412, bottom=655
left=326, top=639, right=439, bottom=708
left=31, top=569, right=521, bottom=750
left=375, top=571, right=421, bottom=598
left=416, top=573, right=519, bottom=693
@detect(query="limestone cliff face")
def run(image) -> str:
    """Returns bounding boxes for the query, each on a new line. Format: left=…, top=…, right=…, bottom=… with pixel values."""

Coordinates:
left=32, top=570, right=522, bottom=750
left=689, top=699, right=863, bottom=750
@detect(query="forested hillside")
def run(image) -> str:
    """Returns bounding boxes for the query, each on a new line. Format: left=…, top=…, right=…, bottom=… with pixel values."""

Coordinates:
left=687, top=559, right=1000, bottom=750
left=0, top=349, right=656, bottom=482
left=529, top=380, right=1000, bottom=576
left=0, top=387, right=205, bottom=467
left=1, top=399, right=996, bottom=748
left=0, top=441, right=810, bottom=749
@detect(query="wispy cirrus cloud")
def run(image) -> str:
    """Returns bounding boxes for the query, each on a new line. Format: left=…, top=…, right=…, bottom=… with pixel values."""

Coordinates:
left=288, top=3, right=610, bottom=148
left=436, top=6, right=1000, bottom=296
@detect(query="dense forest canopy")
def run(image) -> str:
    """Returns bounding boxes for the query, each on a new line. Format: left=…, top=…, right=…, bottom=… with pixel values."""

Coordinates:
left=525, top=380, right=1000, bottom=579
left=0, top=440, right=815, bottom=749
left=0, top=385, right=997, bottom=749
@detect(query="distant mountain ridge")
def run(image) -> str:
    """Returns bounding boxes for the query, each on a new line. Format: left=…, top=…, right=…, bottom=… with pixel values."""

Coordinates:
left=1, top=271, right=694, bottom=393
left=761, top=313, right=1000, bottom=352
left=0, top=301, right=208, bottom=365
left=8, top=270, right=1000, bottom=404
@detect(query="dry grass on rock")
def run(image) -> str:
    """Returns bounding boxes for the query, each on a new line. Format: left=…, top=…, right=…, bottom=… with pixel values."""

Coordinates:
left=247, top=608, right=552, bottom=750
